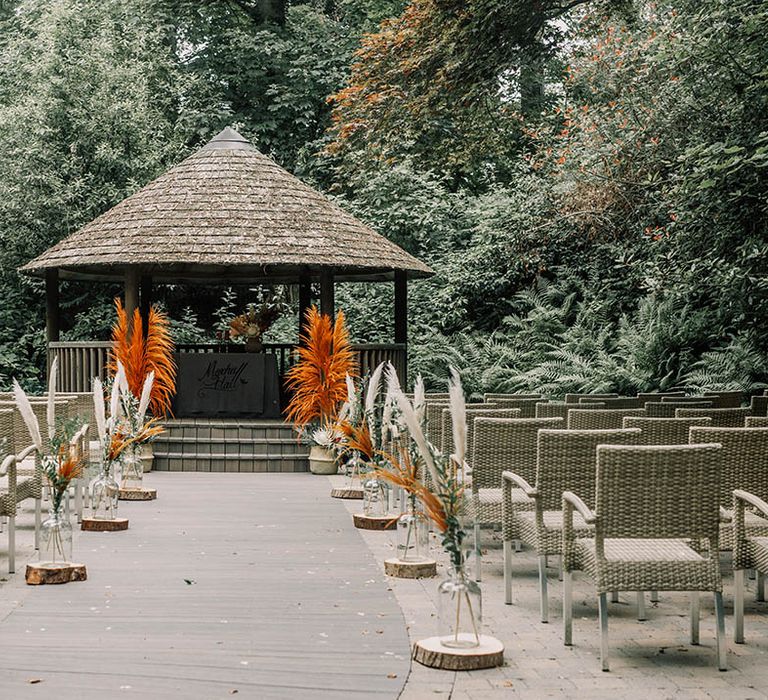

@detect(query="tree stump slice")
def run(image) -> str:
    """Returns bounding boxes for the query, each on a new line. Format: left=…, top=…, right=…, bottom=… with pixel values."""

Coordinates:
left=384, top=558, right=437, bottom=579
left=353, top=513, right=397, bottom=531
left=330, top=487, right=363, bottom=500
left=413, top=635, right=504, bottom=671
left=118, top=487, right=157, bottom=501
left=25, top=563, right=87, bottom=585
left=81, top=517, right=129, bottom=532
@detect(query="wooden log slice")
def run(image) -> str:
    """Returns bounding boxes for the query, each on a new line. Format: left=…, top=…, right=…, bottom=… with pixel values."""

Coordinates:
left=330, top=487, right=364, bottom=500
left=25, top=562, right=88, bottom=586
left=353, top=513, right=398, bottom=531
left=413, top=635, right=504, bottom=671
left=118, top=487, right=157, bottom=501
left=384, top=558, right=437, bottom=579
left=81, top=517, right=129, bottom=532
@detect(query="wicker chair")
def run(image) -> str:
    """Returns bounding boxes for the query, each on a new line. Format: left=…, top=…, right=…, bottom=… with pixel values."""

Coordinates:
left=469, top=417, right=562, bottom=584
left=733, top=489, right=768, bottom=643
left=484, top=393, right=542, bottom=402
left=704, top=391, right=745, bottom=408
left=746, top=416, right=768, bottom=427
left=675, top=407, right=751, bottom=428
left=562, top=443, right=726, bottom=671
left=484, top=397, right=543, bottom=417
left=567, top=408, right=646, bottom=431
left=660, top=395, right=712, bottom=404
left=579, top=397, right=644, bottom=410
left=637, top=392, right=686, bottom=403
left=564, top=393, right=617, bottom=404
left=749, top=395, right=768, bottom=417
left=425, top=401, right=493, bottom=447
left=623, top=416, right=712, bottom=444
left=503, top=428, right=641, bottom=619
left=689, top=427, right=768, bottom=550
left=535, top=402, right=605, bottom=420
left=440, top=407, right=523, bottom=470
left=644, top=400, right=713, bottom=417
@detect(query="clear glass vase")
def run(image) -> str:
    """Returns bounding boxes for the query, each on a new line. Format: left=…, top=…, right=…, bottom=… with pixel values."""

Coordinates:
left=396, top=507, right=429, bottom=562
left=39, top=507, right=73, bottom=565
left=345, top=453, right=362, bottom=490
left=121, top=447, right=143, bottom=490
left=363, top=477, right=387, bottom=516
left=90, top=467, right=119, bottom=520
left=437, top=563, right=482, bottom=649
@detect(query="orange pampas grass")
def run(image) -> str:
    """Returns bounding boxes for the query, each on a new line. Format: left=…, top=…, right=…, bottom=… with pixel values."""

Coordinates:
left=285, top=306, right=357, bottom=432
left=110, top=299, right=177, bottom=416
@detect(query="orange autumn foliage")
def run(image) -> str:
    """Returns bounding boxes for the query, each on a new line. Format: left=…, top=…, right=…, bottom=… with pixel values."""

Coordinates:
left=285, top=307, right=357, bottom=432
left=109, top=299, right=177, bottom=416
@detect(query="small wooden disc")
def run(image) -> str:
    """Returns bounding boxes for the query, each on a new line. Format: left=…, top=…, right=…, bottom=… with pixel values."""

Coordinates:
left=413, top=635, right=504, bottom=671
left=384, top=558, right=437, bottom=579
left=26, top=562, right=87, bottom=586
left=81, top=517, right=129, bottom=532
left=118, top=487, right=157, bottom=501
left=330, top=487, right=363, bottom=500
left=353, top=513, right=397, bottom=531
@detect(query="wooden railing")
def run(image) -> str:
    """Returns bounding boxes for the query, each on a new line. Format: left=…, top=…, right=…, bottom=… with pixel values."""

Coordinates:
left=48, top=341, right=408, bottom=394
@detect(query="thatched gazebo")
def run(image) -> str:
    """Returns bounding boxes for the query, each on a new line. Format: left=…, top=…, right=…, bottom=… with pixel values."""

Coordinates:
left=21, top=127, right=432, bottom=394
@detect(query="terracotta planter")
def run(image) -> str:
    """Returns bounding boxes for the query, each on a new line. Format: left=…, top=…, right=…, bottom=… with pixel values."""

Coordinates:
left=309, top=445, right=337, bottom=475
left=141, top=443, right=154, bottom=473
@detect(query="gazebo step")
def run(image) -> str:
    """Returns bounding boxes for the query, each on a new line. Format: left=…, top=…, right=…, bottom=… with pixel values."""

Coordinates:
left=152, top=438, right=309, bottom=457
left=153, top=451, right=309, bottom=473
left=161, top=419, right=297, bottom=442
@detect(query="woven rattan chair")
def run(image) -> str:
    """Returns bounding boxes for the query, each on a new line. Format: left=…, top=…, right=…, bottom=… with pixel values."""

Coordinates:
left=733, top=489, right=768, bottom=643
left=503, top=428, right=641, bottom=619
left=660, top=395, right=713, bottom=404
left=0, top=444, right=38, bottom=573
left=746, top=416, right=768, bottom=427
left=579, top=396, right=644, bottom=410
left=704, top=391, right=745, bottom=408
left=562, top=443, right=726, bottom=672
left=689, top=427, right=768, bottom=551
left=484, top=397, right=543, bottom=417
left=567, top=408, right=645, bottom=431
left=749, top=396, right=768, bottom=417
left=440, top=407, right=522, bottom=471
left=535, top=402, right=606, bottom=420
left=676, top=407, right=751, bottom=428
left=467, top=417, right=561, bottom=584
left=564, top=393, right=617, bottom=404
left=623, top=416, right=712, bottom=444
left=637, top=392, right=686, bottom=403
left=644, top=400, right=713, bottom=417
left=484, top=393, right=542, bottom=402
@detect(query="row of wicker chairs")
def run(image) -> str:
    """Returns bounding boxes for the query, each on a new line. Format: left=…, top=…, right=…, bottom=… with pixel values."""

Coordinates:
left=421, top=388, right=768, bottom=671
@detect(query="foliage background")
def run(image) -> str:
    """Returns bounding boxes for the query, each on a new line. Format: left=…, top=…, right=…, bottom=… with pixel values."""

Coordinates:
left=0, top=0, right=765, bottom=395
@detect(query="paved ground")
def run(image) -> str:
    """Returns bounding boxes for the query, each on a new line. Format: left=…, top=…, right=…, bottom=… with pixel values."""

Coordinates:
left=0, top=473, right=410, bottom=699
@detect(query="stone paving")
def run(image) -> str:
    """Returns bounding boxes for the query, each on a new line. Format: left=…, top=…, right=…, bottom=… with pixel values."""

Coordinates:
left=330, top=476, right=768, bottom=700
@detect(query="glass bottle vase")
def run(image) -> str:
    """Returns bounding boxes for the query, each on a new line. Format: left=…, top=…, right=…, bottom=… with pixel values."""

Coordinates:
left=437, top=563, right=482, bottom=649
left=397, top=507, right=429, bottom=562
left=363, top=477, right=388, bottom=516
left=120, top=447, right=143, bottom=491
left=90, top=467, right=119, bottom=520
left=39, top=507, right=73, bottom=566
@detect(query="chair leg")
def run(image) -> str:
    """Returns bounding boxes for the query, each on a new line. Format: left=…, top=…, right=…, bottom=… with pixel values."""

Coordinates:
left=538, top=555, right=549, bottom=623
left=503, top=540, right=513, bottom=605
left=735, top=569, right=745, bottom=644
left=8, top=514, right=15, bottom=575
left=564, top=570, right=573, bottom=646
left=714, top=591, right=727, bottom=671
left=756, top=572, right=765, bottom=602
left=598, top=592, right=610, bottom=672
left=611, top=591, right=619, bottom=603
left=34, top=497, right=41, bottom=550
left=474, top=522, right=481, bottom=582
left=514, top=539, right=522, bottom=553
left=75, top=479, right=82, bottom=524
left=650, top=590, right=659, bottom=603
left=690, top=592, right=700, bottom=645
left=558, top=556, right=563, bottom=582
left=637, top=591, right=646, bottom=621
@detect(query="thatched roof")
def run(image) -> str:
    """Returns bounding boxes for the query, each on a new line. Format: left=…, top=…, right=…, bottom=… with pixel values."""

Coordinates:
left=21, top=128, right=432, bottom=283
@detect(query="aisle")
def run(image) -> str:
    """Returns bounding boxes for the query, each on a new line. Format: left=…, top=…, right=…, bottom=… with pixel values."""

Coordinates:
left=0, top=473, right=410, bottom=699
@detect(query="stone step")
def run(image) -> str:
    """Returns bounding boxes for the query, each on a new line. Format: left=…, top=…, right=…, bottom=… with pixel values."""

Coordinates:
left=153, top=452, right=309, bottom=473
left=153, top=438, right=309, bottom=456
left=161, top=423, right=297, bottom=441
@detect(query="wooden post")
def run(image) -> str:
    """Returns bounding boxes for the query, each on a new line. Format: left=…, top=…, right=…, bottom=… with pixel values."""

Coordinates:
left=320, top=270, right=335, bottom=321
left=394, top=270, right=408, bottom=385
left=140, top=274, right=152, bottom=337
left=298, top=271, right=312, bottom=339
left=124, top=267, right=140, bottom=338
left=45, top=268, right=60, bottom=386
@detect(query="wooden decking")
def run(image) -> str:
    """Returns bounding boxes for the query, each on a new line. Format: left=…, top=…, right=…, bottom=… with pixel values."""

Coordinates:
left=0, top=473, right=410, bottom=699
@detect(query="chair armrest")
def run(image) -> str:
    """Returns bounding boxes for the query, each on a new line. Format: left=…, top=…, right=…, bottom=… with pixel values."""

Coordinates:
left=502, top=470, right=537, bottom=497
left=734, top=489, right=768, bottom=519
left=719, top=505, right=732, bottom=523
left=563, top=491, right=596, bottom=524
left=0, top=453, right=14, bottom=478
left=70, top=423, right=89, bottom=444
left=17, top=444, right=38, bottom=463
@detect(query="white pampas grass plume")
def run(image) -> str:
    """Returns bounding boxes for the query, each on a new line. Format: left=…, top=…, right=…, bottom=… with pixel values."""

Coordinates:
left=46, top=356, right=58, bottom=440
left=413, top=375, right=426, bottom=425
left=93, top=378, right=107, bottom=441
left=137, top=371, right=154, bottom=422
left=13, top=380, right=42, bottom=450
left=381, top=363, right=399, bottom=445
left=448, top=367, right=467, bottom=468
left=345, top=374, right=356, bottom=404
left=365, top=362, right=384, bottom=417
left=110, top=362, right=125, bottom=421
left=117, top=363, right=129, bottom=396
left=394, top=389, right=439, bottom=488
